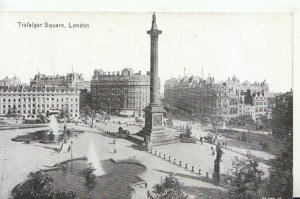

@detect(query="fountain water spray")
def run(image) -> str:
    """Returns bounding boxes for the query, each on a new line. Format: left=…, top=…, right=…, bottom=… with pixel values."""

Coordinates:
left=87, top=140, right=104, bottom=176
left=49, top=115, right=60, bottom=135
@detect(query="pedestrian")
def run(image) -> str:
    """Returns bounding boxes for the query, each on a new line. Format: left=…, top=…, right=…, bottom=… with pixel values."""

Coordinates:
left=212, top=150, right=215, bottom=156
left=211, top=146, right=213, bottom=151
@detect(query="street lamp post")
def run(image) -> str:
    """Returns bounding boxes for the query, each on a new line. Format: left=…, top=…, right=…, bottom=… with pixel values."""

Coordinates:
left=70, top=141, right=73, bottom=159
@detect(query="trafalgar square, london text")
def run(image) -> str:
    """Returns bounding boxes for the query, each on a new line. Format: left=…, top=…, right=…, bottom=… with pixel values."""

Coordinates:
left=17, top=21, right=90, bottom=28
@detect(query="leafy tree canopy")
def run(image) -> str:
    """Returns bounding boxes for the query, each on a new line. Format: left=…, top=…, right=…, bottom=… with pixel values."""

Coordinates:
left=226, top=153, right=264, bottom=199
left=14, top=170, right=77, bottom=199
left=271, top=92, right=293, bottom=140
left=147, top=174, right=189, bottom=199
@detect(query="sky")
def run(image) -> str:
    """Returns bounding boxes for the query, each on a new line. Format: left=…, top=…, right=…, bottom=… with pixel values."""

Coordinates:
left=0, top=12, right=293, bottom=92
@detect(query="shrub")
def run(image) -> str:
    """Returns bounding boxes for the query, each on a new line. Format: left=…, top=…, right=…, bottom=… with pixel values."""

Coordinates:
left=147, top=174, right=189, bottom=199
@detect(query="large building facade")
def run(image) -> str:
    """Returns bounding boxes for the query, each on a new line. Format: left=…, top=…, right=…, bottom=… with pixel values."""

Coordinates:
left=91, top=68, right=151, bottom=116
left=30, top=72, right=90, bottom=91
left=0, top=86, right=80, bottom=118
left=164, top=75, right=269, bottom=121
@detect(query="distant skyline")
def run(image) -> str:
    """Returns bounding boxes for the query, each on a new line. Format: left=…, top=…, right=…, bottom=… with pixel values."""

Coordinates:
left=0, top=12, right=293, bottom=92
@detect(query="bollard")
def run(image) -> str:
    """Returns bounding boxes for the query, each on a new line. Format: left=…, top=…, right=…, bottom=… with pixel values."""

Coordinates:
left=192, top=166, right=194, bottom=172
left=163, top=154, right=166, bottom=159
left=185, top=163, right=188, bottom=169
left=198, top=169, right=201, bottom=175
left=179, top=161, right=182, bottom=166
left=206, top=172, right=209, bottom=178
left=155, top=151, right=157, bottom=155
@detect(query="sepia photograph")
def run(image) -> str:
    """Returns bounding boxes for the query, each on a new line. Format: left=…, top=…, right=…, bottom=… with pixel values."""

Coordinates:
left=0, top=11, right=295, bottom=199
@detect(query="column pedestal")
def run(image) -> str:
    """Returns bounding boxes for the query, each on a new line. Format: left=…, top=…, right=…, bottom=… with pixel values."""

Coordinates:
left=137, top=104, right=179, bottom=147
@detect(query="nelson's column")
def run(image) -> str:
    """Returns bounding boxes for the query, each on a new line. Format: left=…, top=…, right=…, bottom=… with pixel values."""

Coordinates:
left=138, top=13, right=178, bottom=147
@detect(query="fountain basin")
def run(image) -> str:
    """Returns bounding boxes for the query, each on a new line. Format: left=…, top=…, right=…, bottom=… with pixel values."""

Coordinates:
left=12, top=157, right=147, bottom=199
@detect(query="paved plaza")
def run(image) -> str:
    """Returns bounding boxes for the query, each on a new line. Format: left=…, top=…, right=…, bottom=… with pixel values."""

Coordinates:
left=0, top=117, right=274, bottom=198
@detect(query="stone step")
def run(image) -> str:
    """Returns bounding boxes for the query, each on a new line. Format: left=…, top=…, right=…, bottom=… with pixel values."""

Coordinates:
left=126, top=133, right=180, bottom=147
left=126, top=134, right=145, bottom=145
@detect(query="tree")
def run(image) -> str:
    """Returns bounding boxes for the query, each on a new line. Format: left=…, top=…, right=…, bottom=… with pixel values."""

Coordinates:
left=83, top=163, right=97, bottom=189
left=79, top=89, right=92, bottom=110
left=225, top=153, right=264, bottom=199
left=204, top=133, right=214, bottom=144
left=59, top=108, right=70, bottom=119
left=14, top=170, right=78, bottom=199
left=147, top=174, right=189, bottom=199
left=266, top=91, right=293, bottom=199
left=37, top=113, right=46, bottom=123
left=271, top=92, right=293, bottom=139
left=6, top=106, right=17, bottom=118
left=81, top=106, right=93, bottom=118
left=236, top=115, right=255, bottom=125
left=266, top=143, right=292, bottom=199
left=14, top=170, right=55, bottom=199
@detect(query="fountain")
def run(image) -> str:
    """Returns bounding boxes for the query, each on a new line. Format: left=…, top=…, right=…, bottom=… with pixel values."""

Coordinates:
left=87, top=140, right=104, bottom=176
left=49, top=115, right=60, bottom=135
left=48, top=115, right=60, bottom=142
